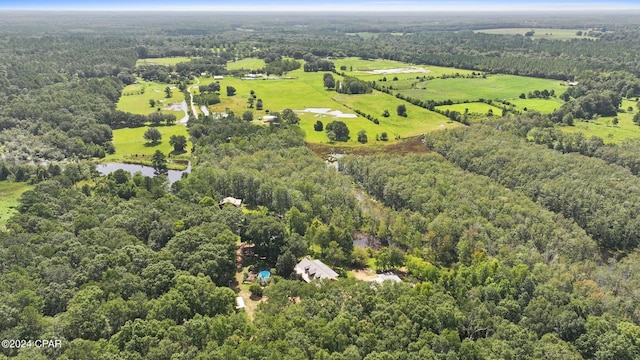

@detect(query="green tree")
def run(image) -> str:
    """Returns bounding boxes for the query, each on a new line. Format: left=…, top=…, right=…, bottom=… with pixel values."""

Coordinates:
left=323, top=73, right=336, bottom=90
left=314, top=120, right=323, bottom=131
left=326, top=121, right=350, bottom=142
left=164, top=86, right=172, bottom=98
left=382, top=109, right=390, bottom=117
left=151, top=150, right=167, bottom=173
left=281, top=108, right=300, bottom=125
left=226, top=86, right=236, bottom=96
left=249, top=283, right=263, bottom=298
left=397, top=104, right=407, bottom=117
left=380, top=132, right=389, bottom=141
left=143, top=127, right=162, bottom=144
left=256, top=99, right=263, bottom=110
left=169, top=134, right=187, bottom=152
left=357, top=130, right=368, bottom=144
left=275, top=250, right=297, bottom=278
left=242, top=111, right=253, bottom=122
left=149, top=99, right=156, bottom=107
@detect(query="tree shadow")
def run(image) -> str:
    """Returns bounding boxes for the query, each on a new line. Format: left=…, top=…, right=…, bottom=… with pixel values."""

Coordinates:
left=170, top=149, right=187, bottom=156
left=143, top=141, right=162, bottom=147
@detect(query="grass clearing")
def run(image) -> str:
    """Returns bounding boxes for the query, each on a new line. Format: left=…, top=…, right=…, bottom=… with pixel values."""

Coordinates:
left=205, top=67, right=457, bottom=145
left=135, top=57, right=194, bottom=66
left=436, top=102, right=504, bottom=115
left=104, top=125, right=192, bottom=168
left=474, top=28, right=597, bottom=40
left=562, top=109, right=640, bottom=144
left=118, top=79, right=186, bottom=118
left=0, top=182, right=32, bottom=228
left=227, top=58, right=266, bottom=71
left=509, top=98, right=565, bottom=113
left=399, top=75, right=566, bottom=103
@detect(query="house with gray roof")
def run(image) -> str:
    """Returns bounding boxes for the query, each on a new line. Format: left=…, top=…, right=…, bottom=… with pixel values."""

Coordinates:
left=294, top=256, right=339, bottom=283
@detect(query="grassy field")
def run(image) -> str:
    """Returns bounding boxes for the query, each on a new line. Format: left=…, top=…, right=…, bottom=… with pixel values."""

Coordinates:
left=135, top=57, right=194, bottom=66
left=561, top=100, right=640, bottom=143
left=474, top=28, right=596, bottom=40
left=104, top=125, right=192, bottom=168
left=436, top=102, right=504, bottom=116
left=508, top=98, right=565, bottom=113
left=0, top=182, right=32, bottom=228
left=204, top=67, right=458, bottom=145
left=333, top=58, right=476, bottom=83
left=227, top=58, right=266, bottom=71
left=118, top=79, right=186, bottom=119
left=399, top=75, right=566, bottom=103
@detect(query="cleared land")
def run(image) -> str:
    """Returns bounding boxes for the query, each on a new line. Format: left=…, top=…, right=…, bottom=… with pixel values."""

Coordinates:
left=562, top=99, right=640, bottom=143
left=474, top=28, right=597, bottom=40
left=118, top=80, right=186, bottom=119
left=135, top=57, right=194, bottom=66
left=227, top=58, right=266, bottom=71
left=0, top=182, right=32, bottom=228
left=399, top=75, right=566, bottom=103
left=104, top=125, right=191, bottom=168
left=202, top=65, right=457, bottom=145
left=436, top=102, right=504, bottom=116
left=509, top=98, right=565, bottom=113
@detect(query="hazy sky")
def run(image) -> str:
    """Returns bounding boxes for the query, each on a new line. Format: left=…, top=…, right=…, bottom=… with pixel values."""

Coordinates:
left=2, top=0, right=639, bottom=11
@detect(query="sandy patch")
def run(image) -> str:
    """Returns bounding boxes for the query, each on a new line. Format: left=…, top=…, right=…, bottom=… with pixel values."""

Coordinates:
left=358, top=67, right=432, bottom=75
left=351, top=269, right=378, bottom=281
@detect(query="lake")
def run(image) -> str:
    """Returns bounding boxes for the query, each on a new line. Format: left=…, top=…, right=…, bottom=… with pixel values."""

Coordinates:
left=96, top=162, right=191, bottom=185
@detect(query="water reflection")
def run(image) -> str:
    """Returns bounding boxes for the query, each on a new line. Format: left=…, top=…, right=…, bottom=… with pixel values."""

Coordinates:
left=96, top=162, right=190, bottom=185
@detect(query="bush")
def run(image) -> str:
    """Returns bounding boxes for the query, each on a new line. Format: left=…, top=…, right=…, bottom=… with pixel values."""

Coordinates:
left=249, top=283, right=263, bottom=298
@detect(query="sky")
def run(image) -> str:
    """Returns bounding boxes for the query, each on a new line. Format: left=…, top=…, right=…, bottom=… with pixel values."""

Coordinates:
left=2, top=0, right=640, bottom=12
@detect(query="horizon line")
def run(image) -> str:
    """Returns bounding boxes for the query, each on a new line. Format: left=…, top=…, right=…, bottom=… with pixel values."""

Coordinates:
left=2, top=5, right=640, bottom=12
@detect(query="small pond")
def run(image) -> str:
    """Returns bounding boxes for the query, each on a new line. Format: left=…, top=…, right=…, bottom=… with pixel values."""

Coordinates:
left=96, top=162, right=191, bottom=185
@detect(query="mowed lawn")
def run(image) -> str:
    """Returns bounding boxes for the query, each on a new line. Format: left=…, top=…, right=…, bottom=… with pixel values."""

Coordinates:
left=0, top=181, right=32, bottom=228
left=561, top=99, right=640, bottom=143
left=399, top=75, right=566, bottom=103
left=118, top=79, right=186, bottom=119
left=104, top=125, right=192, bottom=166
left=135, top=57, right=194, bottom=66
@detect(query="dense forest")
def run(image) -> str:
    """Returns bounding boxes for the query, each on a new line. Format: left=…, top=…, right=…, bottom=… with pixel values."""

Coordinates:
left=2, top=10, right=640, bottom=360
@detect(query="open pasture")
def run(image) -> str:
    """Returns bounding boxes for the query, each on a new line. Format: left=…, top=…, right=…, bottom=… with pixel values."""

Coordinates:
left=561, top=99, right=640, bottom=143
left=335, top=57, right=476, bottom=82
left=474, top=28, right=596, bottom=40
left=118, top=79, right=186, bottom=119
left=436, top=102, right=504, bottom=116
left=508, top=98, right=565, bottom=113
left=227, top=58, right=266, bottom=71
left=205, top=68, right=349, bottom=116
left=136, top=57, right=194, bottom=66
left=0, top=181, right=32, bottom=228
left=207, top=68, right=457, bottom=144
left=398, top=75, right=566, bottom=103
left=104, top=125, right=191, bottom=167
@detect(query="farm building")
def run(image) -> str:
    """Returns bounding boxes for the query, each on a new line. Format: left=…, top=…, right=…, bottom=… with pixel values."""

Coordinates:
left=213, top=75, right=224, bottom=80
left=295, top=256, right=339, bottom=282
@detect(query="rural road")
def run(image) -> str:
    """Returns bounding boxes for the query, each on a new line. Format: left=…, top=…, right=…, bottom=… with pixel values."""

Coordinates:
left=184, top=77, right=200, bottom=124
